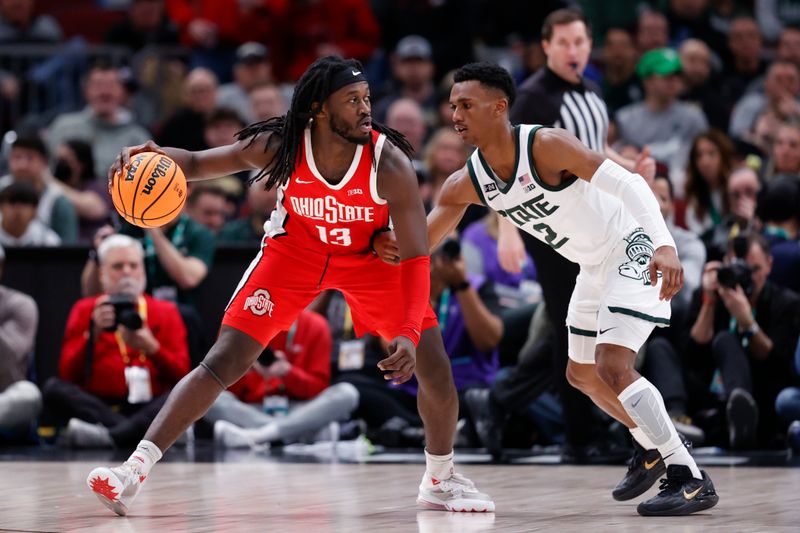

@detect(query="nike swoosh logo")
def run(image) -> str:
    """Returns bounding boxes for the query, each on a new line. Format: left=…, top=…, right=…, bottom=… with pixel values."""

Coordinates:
left=296, top=178, right=315, bottom=184
left=598, top=327, right=617, bottom=335
left=683, top=487, right=702, bottom=500
left=631, top=395, right=643, bottom=408
left=644, top=458, right=660, bottom=470
left=352, top=70, right=361, bottom=76
left=487, top=194, right=499, bottom=201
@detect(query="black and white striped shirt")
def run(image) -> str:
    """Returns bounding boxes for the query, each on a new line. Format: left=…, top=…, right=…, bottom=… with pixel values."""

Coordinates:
left=510, top=67, right=609, bottom=153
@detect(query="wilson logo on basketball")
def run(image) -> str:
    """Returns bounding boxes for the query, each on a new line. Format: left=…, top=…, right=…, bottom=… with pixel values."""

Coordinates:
left=141, top=157, right=173, bottom=195
left=243, top=289, right=274, bottom=317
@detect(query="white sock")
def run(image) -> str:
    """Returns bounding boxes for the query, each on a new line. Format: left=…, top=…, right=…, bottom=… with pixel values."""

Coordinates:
left=128, top=440, right=163, bottom=476
left=425, top=449, right=454, bottom=481
left=630, top=426, right=656, bottom=450
left=619, top=378, right=702, bottom=479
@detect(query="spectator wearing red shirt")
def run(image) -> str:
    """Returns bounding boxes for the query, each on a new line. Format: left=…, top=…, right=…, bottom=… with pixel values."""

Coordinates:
left=208, top=309, right=359, bottom=448
left=42, top=235, right=190, bottom=448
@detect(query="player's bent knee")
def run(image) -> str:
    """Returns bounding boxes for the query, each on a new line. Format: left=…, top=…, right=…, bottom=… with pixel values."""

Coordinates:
left=566, top=361, right=597, bottom=393
left=594, top=345, right=633, bottom=392
left=201, top=328, right=264, bottom=386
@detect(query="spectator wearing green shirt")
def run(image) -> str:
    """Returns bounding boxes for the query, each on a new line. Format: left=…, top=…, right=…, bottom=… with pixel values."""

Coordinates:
left=0, top=135, right=78, bottom=244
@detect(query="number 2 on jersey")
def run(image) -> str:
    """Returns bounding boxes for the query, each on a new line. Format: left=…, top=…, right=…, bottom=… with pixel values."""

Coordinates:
left=316, top=226, right=352, bottom=246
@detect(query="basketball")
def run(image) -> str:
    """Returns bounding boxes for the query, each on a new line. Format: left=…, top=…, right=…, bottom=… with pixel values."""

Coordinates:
left=111, top=152, right=187, bottom=228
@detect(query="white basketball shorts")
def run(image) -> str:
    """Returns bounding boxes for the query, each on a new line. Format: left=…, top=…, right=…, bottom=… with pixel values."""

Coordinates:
left=566, top=227, right=671, bottom=364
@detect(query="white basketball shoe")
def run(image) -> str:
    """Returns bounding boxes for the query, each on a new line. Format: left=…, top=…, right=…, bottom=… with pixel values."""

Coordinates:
left=417, top=471, right=495, bottom=512
left=86, top=461, right=146, bottom=516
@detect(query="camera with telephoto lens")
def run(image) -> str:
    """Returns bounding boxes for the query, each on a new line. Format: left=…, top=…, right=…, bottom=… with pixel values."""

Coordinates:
left=437, top=238, right=461, bottom=260
left=717, top=236, right=754, bottom=296
left=104, top=293, right=143, bottom=332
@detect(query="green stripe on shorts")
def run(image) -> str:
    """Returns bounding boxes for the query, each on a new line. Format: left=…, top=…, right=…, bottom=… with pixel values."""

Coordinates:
left=607, top=306, right=670, bottom=325
left=568, top=326, right=597, bottom=337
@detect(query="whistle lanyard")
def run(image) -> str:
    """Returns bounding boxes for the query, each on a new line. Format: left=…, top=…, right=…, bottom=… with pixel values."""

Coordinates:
left=144, top=216, right=188, bottom=281
left=115, top=297, right=148, bottom=365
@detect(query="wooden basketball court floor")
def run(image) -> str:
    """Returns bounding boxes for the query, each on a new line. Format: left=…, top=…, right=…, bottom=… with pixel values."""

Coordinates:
left=1, top=457, right=798, bottom=532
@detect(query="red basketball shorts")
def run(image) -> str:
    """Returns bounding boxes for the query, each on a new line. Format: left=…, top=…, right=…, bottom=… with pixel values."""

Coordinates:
left=222, top=238, right=438, bottom=346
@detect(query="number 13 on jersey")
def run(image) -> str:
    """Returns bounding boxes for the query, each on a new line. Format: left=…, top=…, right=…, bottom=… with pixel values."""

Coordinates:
left=316, top=226, right=352, bottom=246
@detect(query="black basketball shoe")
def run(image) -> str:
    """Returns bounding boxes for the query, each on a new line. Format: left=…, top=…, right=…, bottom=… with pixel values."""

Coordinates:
left=637, top=465, right=719, bottom=516
left=612, top=439, right=666, bottom=501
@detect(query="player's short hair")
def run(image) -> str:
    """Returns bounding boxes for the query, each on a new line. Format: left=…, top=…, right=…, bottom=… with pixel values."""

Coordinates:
left=542, top=8, right=590, bottom=41
left=97, top=234, right=144, bottom=264
left=453, top=62, right=516, bottom=107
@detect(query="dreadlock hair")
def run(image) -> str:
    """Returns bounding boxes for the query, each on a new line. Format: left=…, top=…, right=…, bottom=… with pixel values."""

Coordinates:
left=453, top=62, right=516, bottom=108
left=237, top=56, right=414, bottom=190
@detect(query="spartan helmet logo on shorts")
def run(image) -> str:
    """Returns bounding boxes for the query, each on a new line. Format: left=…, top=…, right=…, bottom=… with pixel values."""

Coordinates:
left=243, top=289, right=275, bottom=317
left=618, top=229, right=660, bottom=285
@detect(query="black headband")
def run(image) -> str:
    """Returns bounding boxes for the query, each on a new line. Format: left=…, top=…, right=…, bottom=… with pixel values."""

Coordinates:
left=328, top=65, right=368, bottom=95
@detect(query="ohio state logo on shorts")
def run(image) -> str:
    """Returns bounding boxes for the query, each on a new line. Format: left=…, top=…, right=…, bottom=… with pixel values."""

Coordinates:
left=243, top=289, right=275, bottom=317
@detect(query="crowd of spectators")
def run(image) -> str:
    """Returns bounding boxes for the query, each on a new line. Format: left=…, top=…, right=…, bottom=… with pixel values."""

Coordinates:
left=0, top=0, right=799, bottom=459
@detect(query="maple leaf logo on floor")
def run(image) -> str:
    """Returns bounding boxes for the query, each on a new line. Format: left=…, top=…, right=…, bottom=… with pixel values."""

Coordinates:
left=89, top=476, right=119, bottom=501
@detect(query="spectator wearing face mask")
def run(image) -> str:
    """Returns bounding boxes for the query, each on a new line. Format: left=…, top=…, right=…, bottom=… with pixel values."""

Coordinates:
left=51, top=139, right=111, bottom=244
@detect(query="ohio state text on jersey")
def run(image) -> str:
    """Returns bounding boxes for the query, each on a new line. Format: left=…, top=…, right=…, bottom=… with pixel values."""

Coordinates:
left=265, top=128, right=389, bottom=254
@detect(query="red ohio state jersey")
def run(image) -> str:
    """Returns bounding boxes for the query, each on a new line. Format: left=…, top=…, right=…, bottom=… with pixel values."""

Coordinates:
left=266, top=128, right=391, bottom=255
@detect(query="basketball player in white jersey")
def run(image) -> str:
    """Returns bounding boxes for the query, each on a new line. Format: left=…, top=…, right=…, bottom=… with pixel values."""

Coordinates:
left=430, top=62, right=719, bottom=516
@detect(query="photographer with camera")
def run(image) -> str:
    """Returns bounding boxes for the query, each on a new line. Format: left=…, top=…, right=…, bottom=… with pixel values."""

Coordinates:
left=42, top=235, right=190, bottom=448
left=687, top=233, right=800, bottom=450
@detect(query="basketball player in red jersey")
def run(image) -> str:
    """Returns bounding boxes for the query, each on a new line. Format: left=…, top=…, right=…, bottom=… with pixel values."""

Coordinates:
left=86, top=57, right=494, bottom=516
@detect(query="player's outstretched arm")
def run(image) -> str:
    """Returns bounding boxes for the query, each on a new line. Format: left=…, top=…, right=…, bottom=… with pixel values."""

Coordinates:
left=427, top=167, right=480, bottom=252
left=536, top=129, right=683, bottom=301
left=107, top=133, right=278, bottom=186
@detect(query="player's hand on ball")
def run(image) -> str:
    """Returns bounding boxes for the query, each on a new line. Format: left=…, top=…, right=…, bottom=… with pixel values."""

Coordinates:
left=108, top=140, right=166, bottom=192
left=378, top=336, right=416, bottom=385
left=372, top=230, right=400, bottom=264
left=650, top=246, right=683, bottom=301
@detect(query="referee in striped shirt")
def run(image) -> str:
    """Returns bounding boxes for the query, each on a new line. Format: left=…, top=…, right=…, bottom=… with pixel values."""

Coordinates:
left=498, top=8, right=655, bottom=463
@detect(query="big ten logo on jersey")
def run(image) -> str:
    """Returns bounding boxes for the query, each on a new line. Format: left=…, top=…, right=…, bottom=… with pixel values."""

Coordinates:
left=347, top=188, right=363, bottom=196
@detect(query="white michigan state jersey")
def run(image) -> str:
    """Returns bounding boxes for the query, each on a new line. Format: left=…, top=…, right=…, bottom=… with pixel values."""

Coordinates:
left=468, top=124, right=636, bottom=266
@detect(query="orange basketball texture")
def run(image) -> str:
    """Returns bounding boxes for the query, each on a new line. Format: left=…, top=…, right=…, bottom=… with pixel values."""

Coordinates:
left=111, top=152, right=187, bottom=228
